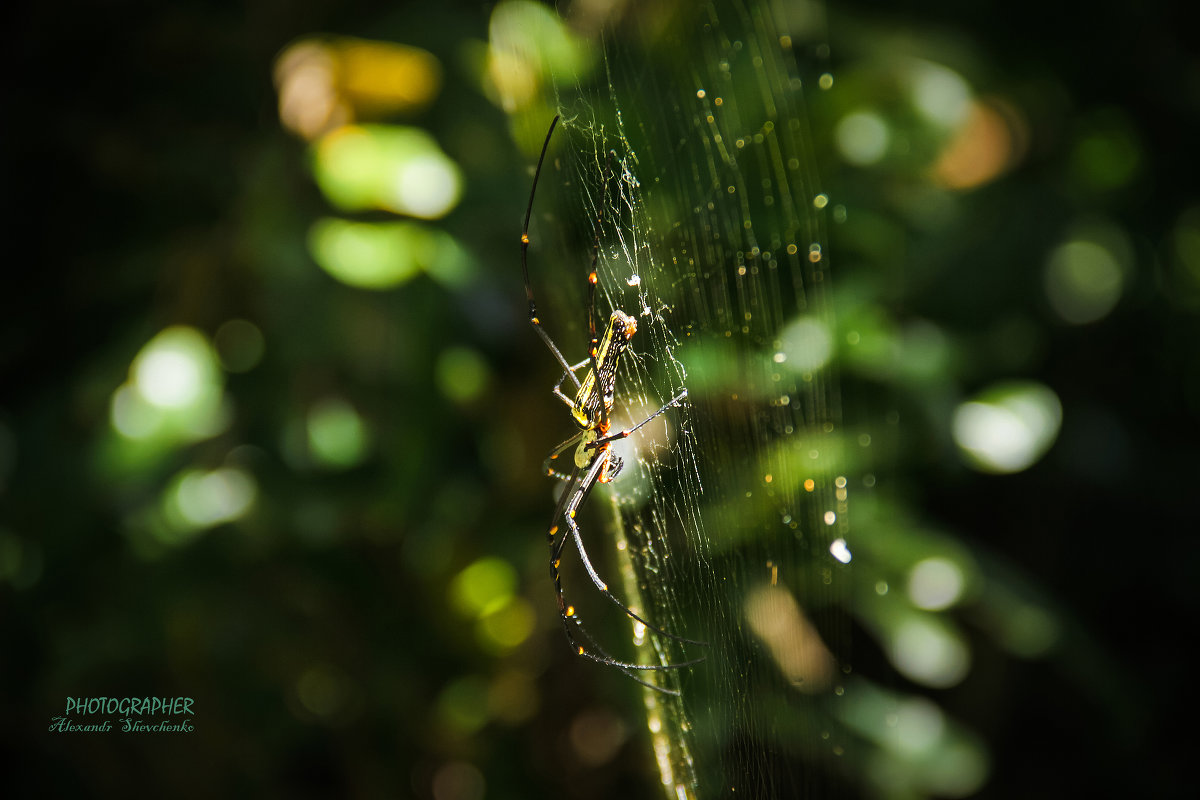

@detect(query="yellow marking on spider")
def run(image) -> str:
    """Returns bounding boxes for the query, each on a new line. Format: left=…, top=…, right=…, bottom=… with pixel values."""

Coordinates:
left=521, top=233, right=529, bottom=244
left=571, top=310, right=636, bottom=428
left=566, top=605, right=575, bottom=616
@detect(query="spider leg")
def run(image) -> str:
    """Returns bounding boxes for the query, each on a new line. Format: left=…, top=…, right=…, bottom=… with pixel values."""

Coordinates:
left=552, top=359, right=591, bottom=408
left=586, top=151, right=616, bottom=429
left=554, top=582, right=705, bottom=674
left=592, top=390, right=689, bottom=447
left=546, top=459, right=705, bottom=677
left=520, top=114, right=583, bottom=390
left=548, top=457, right=598, bottom=568
left=524, top=116, right=704, bottom=689
left=559, top=448, right=708, bottom=648
left=542, top=430, right=585, bottom=479
left=560, top=610, right=705, bottom=696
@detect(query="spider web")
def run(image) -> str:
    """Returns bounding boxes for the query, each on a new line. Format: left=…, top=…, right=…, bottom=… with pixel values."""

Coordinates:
left=521, top=1, right=850, bottom=796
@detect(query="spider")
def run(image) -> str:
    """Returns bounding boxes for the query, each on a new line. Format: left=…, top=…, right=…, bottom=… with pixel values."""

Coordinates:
left=520, top=115, right=703, bottom=693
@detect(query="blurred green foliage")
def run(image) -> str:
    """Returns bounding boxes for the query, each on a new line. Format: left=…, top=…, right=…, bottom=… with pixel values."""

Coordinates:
left=3, top=0, right=1198, bottom=799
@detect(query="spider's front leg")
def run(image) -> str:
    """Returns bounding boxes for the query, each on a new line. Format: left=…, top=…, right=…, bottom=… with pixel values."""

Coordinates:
left=552, top=358, right=592, bottom=409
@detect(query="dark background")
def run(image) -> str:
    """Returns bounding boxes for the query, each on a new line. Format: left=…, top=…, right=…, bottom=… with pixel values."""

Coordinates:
left=4, top=0, right=1197, bottom=797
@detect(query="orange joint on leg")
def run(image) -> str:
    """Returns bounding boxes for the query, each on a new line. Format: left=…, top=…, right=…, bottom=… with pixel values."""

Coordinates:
left=577, top=646, right=585, bottom=655
left=566, top=605, right=575, bottom=616
left=521, top=234, right=529, bottom=244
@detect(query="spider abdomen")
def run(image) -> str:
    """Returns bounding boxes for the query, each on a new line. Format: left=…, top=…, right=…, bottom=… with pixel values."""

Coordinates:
left=571, top=310, right=637, bottom=429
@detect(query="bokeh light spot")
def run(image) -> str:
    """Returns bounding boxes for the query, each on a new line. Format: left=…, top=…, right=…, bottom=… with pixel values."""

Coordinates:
left=451, top=556, right=517, bottom=618
left=487, top=0, right=591, bottom=112
left=477, top=598, right=535, bottom=653
left=907, top=557, right=965, bottom=611
left=391, top=154, right=462, bottom=220
left=1044, top=239, right=1124, bottom=324
left=952, top=382, right=1062, bottom=473
left=908, top=60, right=971, bottom=128
left=308, top=218, right=422, bottom=289
left=309, top=218, right=470, bottom=290
left=275, top=38, right=442, bottom=141
left=307, top=397, right=369, bottom=469
left=313, top=125, right=462, bottom=219
left=133, top=327, right=216, bottom=409
left=890, top=617, right=970, bottom=688
left=170, top=466, right=257, bottom=530
left=779, top=316, right=833, bottom=373
left=745, top=585, right=836, bottom=692
left=436, top=347, right=490, bottom=403
left=110, top=383, right=165, bottom=440
left=337, top=39, right=441, bottom=114
left=113, top=327, right=226, bottom=444
left=933, top=100, right=1025, bottom=190
left=830, top=538, right=852, bottom=563
left=275, top=42, right=343, bottom=140
left=835, top=110, right=889, bottom=166
left=888, top=697, right=945, bottom=755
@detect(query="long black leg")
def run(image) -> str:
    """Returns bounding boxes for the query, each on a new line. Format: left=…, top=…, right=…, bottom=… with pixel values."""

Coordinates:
left=592, top=390, right=689, bottom=447
left=560, top=611, right=702, bottom=696
left=557, top=449, right=707, bottom=647
left=542, top=430, right=584, bottom=481
left=586, top=150, right=616, bottom=429
left=546, top=459, right=704, bottom=675
left=520, top=115, right=581, bottom=389
left=551, top=358, right=591, bottom=409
